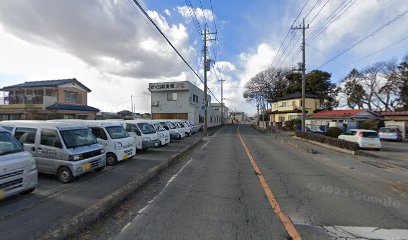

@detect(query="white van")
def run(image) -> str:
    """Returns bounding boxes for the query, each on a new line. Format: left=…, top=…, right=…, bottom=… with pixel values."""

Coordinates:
left=180, top=121, right=193, bottom=136
left=149, top=120, right=170, bottom=146
left=0, top=121, right=106, bottom=183
left=0, top=127, right=38, bottom=200
left=159, top=120, right=185, bottom=140
left=122, top=120, right=161, bottom=150
left=171, top=120, right=190, bottom=137
left=50, top=120, right=136, bottom=165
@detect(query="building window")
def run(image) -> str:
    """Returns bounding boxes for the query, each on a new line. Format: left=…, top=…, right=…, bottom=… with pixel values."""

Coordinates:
left=64, top=91, right=78, bottom=103
left=280, top=102, right=287, bottom=107
left=279, top=116, right=285, bottom=122
left=191, top=94, right=199, bottom=103
left=167, top=93, right=178, bottom=101
left=288, top=115, right=300, bottom=120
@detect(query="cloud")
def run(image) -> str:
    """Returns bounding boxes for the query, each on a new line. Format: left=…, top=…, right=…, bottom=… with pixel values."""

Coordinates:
left=164, top=9, right=171, bottom=16
left=0, top=0, right=203, bottom=113
left=0, top=0, right=195, bottom=79
left=305, top=0, right=408, bottom=69
left=177, top=6, right=214, bottom=23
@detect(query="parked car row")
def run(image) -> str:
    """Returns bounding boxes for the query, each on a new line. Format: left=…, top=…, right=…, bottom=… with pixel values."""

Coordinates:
left=0, top=119, right=202, bottom=200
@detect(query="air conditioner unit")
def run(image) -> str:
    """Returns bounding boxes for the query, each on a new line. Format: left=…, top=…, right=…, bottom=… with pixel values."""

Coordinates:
left=152, top=101, right=159, bottom=106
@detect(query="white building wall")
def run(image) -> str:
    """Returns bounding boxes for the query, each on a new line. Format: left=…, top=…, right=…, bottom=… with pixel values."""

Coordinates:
left=150, top=81, right=218, bottom=126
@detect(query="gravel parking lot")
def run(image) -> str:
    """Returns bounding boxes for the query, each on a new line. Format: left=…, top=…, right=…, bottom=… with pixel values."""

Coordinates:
left=0, top=132, right=204, bottom=240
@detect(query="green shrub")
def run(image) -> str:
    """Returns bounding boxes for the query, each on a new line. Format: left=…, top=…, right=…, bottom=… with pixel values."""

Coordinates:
left=325, top=127, right=343, bottom=138
left=296, top=131, right=359, bottom=151
left=284, top=119, right=301, bottom=131
left=360, top=120, right=380, bottom=131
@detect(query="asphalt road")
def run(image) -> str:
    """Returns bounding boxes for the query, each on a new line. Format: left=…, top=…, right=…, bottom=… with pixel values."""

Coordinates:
left=0, top=132, right=203, bottom=240
left=83, top=124, right=408, bottom=240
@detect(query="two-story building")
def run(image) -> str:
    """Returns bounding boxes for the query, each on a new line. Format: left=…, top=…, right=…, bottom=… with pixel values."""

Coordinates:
left=149, top=81, right=224, bottom=127
left=0, top=78, right=99, bottom=120
left=269, top=92, right=320, bottom=123
left=210, top=103, right=229, bottom=124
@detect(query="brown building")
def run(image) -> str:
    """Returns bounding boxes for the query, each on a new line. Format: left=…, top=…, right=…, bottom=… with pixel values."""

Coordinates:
left=0, top=78, right=99, bottom=120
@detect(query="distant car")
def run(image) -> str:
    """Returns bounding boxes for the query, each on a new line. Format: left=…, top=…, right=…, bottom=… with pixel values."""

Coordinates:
left=379, top=127, right=403, bottom=142
left=338, top=129, right=381, bottom=150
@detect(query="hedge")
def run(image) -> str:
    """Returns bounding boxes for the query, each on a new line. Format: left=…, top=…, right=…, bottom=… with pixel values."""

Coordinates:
left=296, top=131, right=359, bottom=151
left=325, top=127, right=343, bottom=138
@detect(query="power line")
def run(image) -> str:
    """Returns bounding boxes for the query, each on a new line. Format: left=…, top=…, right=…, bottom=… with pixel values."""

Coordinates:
left=184, top=0, right=203, bottom=37
left=309, top=0, right=330, bottom=24
left=129, top=0, right=220, bottom=103
left=318, top=8, right=408, bottom=68
left=270, top=0, right=311, bottom=69
left=306, top=0, right=351, bottom=44
left=303, top=0, right=322, bottom=20
left=307, top=0, right=356, bottom=44
left=209, top=0, right=222, bottom=64
left=332, top=34, right=408, bottom=73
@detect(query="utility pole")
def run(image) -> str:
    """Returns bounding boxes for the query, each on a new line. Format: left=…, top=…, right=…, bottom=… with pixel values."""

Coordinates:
left=291, top=18, right=309, bottom=132
left=202, top=24, right=216, bottom=136
left=131, top=94, right=134, bottom=113
left=219, top=79, right=225, bottom=124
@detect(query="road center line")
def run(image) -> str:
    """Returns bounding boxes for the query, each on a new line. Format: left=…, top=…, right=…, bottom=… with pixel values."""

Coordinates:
left=237, top=128, right=302, bottom=240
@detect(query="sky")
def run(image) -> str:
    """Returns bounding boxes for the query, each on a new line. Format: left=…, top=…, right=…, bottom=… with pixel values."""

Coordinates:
left=0, top=0, right=407, bottom=115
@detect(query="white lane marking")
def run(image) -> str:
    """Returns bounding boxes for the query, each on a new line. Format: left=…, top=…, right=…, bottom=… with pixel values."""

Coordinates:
left=201, top=142, right=209, bottom=149
left=118, top=158, right=194, bottom=234
left=120, top=222, right=132, bottom=233
left=294, top=224, right=408, bottom=239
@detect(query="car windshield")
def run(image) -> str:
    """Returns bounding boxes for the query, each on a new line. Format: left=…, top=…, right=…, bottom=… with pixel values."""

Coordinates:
left=380, top=128, right=396, bottom=133
left=137, top=123, right=157, bottom=134
left=153, top=123, right=165, bottom=131
left=166, top=121, right=176, bottom=129
left=0, top=131, right=24, bottom=156
left=160, top=122, right=170, bottom=130
left=362, top=132, right=379, bottom=138
left=106, top=126, right=129, bottom=139
left=60, top=128, right=98, bottom=148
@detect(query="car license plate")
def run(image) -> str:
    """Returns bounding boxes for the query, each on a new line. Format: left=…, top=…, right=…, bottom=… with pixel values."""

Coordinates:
left=0, top=190, right=5, bottom=200
left=82, top=163, right=92, bottom=171
left=368, top=144, right=376, bottom=147
left=123, top=153, right=129, bottom=159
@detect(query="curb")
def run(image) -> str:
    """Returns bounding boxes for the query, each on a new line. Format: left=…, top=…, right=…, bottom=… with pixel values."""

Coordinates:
left=251, top=124, right=266, bottom=133
left=39, top=137, right=204, bottom=240
left=293, top=136, right=357, bottom=155
left=279, top=138, right=316, bottom=154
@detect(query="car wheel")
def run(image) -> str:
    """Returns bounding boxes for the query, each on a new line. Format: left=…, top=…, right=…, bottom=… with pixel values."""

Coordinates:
left=57, top=166, right=73, bottom=184
left=21, top=187, right=36, bottom=195
left=106, top=153, right=118, bottom=166
left=375, top=148, right=381, bottom=151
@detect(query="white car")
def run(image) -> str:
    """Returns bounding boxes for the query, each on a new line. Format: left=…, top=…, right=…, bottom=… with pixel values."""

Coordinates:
left=338, top=129, right=381, bottom=150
